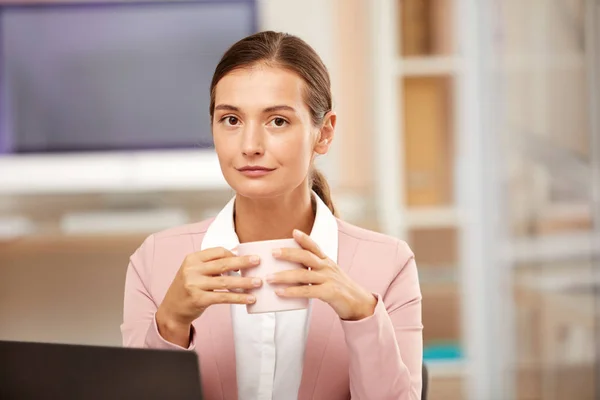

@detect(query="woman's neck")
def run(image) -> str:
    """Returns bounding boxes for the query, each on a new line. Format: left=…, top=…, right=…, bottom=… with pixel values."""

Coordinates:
left=234, top=185, right=315, bottom=243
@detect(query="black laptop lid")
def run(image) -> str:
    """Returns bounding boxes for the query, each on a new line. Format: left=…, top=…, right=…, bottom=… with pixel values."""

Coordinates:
left=0, top=340, right=203, bottom=400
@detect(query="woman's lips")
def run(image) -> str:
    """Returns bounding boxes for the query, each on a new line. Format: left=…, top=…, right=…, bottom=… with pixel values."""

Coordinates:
left=236, top=166, right=275, bottom=177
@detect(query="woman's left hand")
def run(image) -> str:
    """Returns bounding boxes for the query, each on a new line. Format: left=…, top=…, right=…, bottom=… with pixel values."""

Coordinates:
left=267, top=229, right=377, bottom=321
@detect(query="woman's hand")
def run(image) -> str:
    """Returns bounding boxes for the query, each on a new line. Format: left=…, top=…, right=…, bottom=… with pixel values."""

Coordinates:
left=268, top=229, right=377, bottom=321
left=156, top=247, right=262, bottom=347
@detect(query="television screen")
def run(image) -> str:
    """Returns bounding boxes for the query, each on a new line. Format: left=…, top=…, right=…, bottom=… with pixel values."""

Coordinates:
left=0, top=1, right=256, bottom=153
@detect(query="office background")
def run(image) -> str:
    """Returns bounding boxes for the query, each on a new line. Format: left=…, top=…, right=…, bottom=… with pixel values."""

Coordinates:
left=0, top=1, right=598, bottom=399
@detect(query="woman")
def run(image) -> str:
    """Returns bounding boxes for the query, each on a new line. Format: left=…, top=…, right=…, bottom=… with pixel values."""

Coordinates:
left=121, top=31, right=422, bottom=400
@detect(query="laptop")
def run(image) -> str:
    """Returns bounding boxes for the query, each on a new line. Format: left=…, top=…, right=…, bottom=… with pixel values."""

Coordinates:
left=0, top=340, right=203, bottom=399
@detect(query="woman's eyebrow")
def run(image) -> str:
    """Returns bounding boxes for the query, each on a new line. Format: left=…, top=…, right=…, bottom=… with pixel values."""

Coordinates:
left=214, top=104, right=296, bottom=113
left=214, top=104, right=240, bottom=112
left=263, top=105, right=296, bottom=113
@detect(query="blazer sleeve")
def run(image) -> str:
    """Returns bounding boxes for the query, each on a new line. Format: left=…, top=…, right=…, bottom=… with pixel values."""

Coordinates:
left=340, top=240, right=423, bottom=400
left=120, top=235, right=197, bottom=350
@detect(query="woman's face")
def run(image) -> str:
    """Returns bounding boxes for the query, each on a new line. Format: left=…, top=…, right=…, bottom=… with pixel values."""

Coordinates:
left=212, top=64, right=334, bottom=199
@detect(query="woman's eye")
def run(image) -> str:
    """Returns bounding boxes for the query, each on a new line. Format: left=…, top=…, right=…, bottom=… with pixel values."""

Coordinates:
left=269, top=117, right=288, bottom=127
left=224, top=116, right=239, bottom=126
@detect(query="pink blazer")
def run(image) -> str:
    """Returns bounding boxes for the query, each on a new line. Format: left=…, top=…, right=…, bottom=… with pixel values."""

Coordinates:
left=121, top=218, right=423, bottom=400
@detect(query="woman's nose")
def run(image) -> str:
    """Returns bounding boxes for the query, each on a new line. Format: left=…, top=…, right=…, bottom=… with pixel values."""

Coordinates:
left=241, top=124, right=264, bottom=156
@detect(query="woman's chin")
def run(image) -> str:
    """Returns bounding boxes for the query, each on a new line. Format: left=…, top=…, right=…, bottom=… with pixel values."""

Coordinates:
left=228, top=181, right=286, bottom=199
left=224, top=173, right=307, bottom=199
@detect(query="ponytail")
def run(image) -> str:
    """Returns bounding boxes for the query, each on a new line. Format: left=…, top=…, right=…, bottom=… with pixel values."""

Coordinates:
left=310, top=168, right=337, bottom=217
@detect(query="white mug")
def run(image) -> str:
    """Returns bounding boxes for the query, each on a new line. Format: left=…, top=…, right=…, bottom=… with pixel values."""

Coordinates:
left=236, top=238, right=308, bottom=314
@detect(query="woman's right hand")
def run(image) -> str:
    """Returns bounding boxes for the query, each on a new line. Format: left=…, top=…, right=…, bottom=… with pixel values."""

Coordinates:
left=155, top=247, right=261, bottom=347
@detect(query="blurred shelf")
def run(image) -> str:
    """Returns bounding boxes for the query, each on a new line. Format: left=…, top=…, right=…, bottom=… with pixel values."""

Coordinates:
left=519, top=269, right=600, bottom=293
left=0, top=149, right=229, bottom=195
left=424, top=359, right=596, bottom=379
left=514, top=133, right=591, bottom=195
left=500, top=53, right=585, bottom=73
left=403, top=206, right=460, bottom=228
left=59, top=208, right=190, bottom=235
left=419, top=266, right=459, bottom=284
left=396, top=56, right=463, bottom=77
left=426, top=359, right=467, bottom=378
left=0, top=233, right=147, bottom=253
left=508, top=231, right=600, bottom=264
left=0, top=215, right=36, bottom=239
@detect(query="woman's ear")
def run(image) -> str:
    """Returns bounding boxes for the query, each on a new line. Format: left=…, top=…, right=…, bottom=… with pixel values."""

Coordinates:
left=314, top=111, right=336, bottom=155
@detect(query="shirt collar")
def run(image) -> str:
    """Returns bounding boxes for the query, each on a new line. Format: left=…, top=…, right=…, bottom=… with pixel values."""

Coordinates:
left=200, top=192, right=338, bottom=263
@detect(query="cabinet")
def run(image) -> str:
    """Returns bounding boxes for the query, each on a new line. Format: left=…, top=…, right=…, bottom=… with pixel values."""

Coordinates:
left=370, top=0, right=600, bottom=399
left=370, top=0, right=465, bottom=397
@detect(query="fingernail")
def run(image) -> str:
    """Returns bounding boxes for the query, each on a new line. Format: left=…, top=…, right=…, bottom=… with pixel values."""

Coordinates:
left=275, top=288, right=285, bottom=296
left=266, top=274, right=275, bottom=283
left=252, top=278, right=262, bottom=287
left=293, top=229, right=303, bottom=237
left=247, top=295, right=256, bottom=304
left=249, top=255, right=260, bottom=264
left=272, top=248, right=282, bottom=257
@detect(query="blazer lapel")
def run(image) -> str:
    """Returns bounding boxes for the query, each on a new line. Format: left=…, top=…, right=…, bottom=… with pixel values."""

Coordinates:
left=207, top=304, right=238, bottom=400
left=192, top=229, right=238, bottom=400
left=297, top=299, right=338, bottom=400
left=298, top=228, right=358, bottom=400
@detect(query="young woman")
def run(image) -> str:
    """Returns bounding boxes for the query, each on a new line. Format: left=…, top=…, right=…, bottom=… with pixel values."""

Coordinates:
left=122, top=31, right=422, bottom=400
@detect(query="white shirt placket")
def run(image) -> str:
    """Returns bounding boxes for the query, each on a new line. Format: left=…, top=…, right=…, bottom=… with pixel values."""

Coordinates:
left=257, top=313, right=277, bottom=400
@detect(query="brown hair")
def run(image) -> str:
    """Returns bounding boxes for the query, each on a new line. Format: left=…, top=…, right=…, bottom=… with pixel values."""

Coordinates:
left=209, top=31, right=337, bottom=217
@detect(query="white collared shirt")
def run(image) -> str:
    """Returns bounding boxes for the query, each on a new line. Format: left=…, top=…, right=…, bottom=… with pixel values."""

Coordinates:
left=200, top=193, right=339, bottom=400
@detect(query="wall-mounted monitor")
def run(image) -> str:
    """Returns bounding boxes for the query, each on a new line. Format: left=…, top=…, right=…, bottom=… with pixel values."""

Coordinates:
left=0, top=0, right=256, bottom=153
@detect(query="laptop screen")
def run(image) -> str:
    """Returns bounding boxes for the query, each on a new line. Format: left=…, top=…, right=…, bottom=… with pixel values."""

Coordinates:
left=0, top=340, right=204, bottom=399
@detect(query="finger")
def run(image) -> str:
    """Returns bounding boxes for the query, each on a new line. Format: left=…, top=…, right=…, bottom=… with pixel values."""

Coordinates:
left=275, top=284, right=321, bottom=299
left=192, top=247, right=236, bottom=263
left=202, top=255, right=260, bottom=275
left=292, top=229, right=327, bottom=259
left=272, top=247, right=325, bottom=270
left=205, top=291, right=256, bottom=305
left=202, top=275, right=263, bottom=291
left=266, top=269, right=325, bottom=285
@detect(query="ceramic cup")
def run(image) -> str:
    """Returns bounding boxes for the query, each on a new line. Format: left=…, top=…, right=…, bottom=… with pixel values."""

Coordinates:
left=236, top=238, right=308, bottom=314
